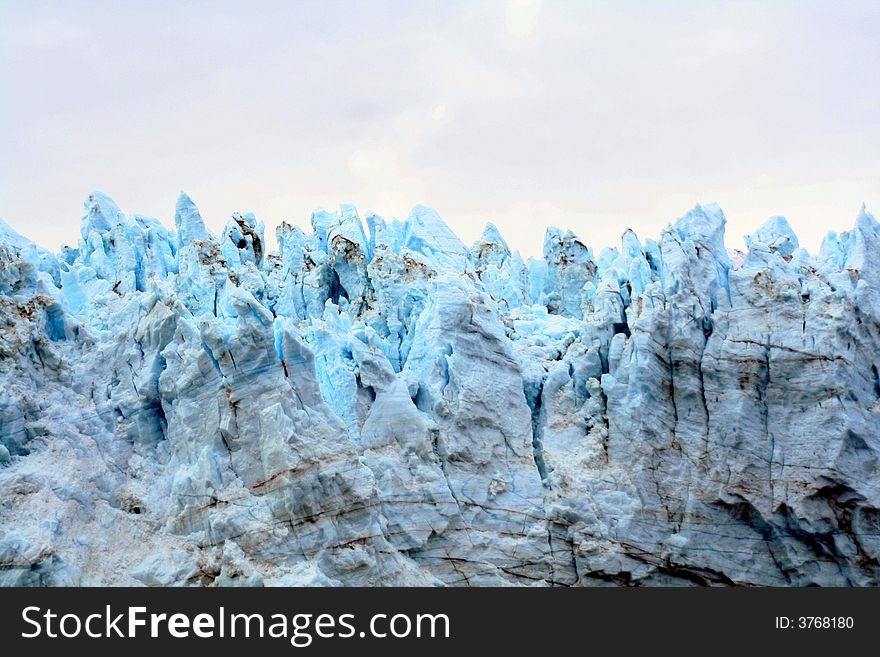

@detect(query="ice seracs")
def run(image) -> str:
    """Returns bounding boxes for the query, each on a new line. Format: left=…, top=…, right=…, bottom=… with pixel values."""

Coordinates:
left=1, top=192, right=879, bottom=586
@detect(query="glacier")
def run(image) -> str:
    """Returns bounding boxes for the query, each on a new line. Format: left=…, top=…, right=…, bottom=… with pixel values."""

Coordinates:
left=1, top=192, right=879, bottom=586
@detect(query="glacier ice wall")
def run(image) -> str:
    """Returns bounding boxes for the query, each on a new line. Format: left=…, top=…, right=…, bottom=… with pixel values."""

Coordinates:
left=1, top=193, right=879, bottom=586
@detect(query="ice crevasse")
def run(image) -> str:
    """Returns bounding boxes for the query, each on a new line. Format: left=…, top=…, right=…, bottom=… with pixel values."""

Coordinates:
left=1, top=191, right=879, bottom=586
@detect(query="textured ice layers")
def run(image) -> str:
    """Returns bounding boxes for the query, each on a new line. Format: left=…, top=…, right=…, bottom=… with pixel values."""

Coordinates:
left=1, top=192, right=879, bottom=586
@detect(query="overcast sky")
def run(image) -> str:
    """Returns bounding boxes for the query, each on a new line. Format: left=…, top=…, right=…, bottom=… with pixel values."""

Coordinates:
left=1, top=0, right=878, bottom=257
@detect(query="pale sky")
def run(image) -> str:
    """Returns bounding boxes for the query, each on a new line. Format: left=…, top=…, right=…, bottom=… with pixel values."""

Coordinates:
left=1, top=0, right=878, bottom=257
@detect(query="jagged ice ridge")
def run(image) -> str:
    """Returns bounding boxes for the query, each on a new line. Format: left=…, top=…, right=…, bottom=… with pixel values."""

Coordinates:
left=1, top=192, right=879, bottom=586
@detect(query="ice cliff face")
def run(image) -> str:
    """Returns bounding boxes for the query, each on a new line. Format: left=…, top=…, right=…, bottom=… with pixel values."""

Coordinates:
left=2, top=193, right=879, bottom=586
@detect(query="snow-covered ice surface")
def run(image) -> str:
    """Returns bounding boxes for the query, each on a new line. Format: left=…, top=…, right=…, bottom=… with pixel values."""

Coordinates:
left=2, top=193, right=880, bottom=586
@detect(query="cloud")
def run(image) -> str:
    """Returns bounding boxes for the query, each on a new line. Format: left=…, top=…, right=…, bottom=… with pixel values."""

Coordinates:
left=504, top=0, right=543, bottom=39
left=347, top=145, right=428, bottom=218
